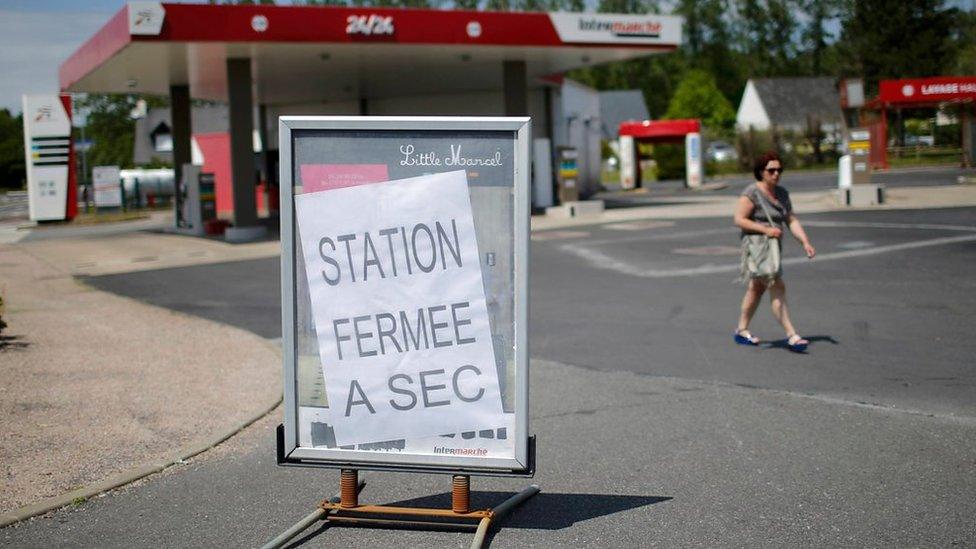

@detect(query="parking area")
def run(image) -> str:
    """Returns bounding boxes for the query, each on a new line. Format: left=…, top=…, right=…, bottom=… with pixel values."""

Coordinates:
left=528, top=206, right=976, bottom=418
left=3, top=193, right=974, bottom=548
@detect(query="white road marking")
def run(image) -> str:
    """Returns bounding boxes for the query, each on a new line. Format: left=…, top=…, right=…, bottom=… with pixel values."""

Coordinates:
left=671, top=245, right=741, bottom=256
left=574, top=228, right=730, bottom=247
left=559, top=221, right=976, bottom=279
left=802, top=221, right=976, bottom=232
left=531, top=230, right=590, bottom=241
left=837, top=240, right=875, bottom=249
left=603, top=220, right=676, bottom=231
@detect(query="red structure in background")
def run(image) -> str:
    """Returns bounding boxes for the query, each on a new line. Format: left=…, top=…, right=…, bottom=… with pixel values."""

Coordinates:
left=617, top=119, right=702, bottom=188
left=193, top=132, right=267, bottom=217
left=60, top=94, right=78, bottom=220
left=618, top=119, right=701, bottom=142
left=861, top=76, right=976, bottom=169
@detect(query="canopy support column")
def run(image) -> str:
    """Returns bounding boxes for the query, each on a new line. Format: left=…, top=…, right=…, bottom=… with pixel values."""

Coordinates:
left=227, top=57, right=258, bottom=229
left=170, top=84, right=191, bottom=193
left=503, top=60, right=527, bottom=116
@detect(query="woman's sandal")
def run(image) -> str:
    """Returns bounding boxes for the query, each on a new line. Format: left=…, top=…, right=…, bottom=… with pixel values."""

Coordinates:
left=787, top=333, right=809, bottom=353
left=733, top=329, right=760, bottom=346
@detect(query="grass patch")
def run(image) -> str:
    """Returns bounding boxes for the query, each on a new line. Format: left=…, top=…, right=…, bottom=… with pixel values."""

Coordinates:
left=887, top=148, right=962, bottom=169
left=69, top=210, right=149, bottom=225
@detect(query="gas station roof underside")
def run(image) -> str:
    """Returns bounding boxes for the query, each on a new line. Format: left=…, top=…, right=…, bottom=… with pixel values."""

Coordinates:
left=60, top=3, right=681, bottom=105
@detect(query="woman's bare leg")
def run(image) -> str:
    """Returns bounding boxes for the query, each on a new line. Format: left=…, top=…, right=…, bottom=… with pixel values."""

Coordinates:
left=768, top=277, right=799, bottom=337
left=737, top=278, right=766, bottom=333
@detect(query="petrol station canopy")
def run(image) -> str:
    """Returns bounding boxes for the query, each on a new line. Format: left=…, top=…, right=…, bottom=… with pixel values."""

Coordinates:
left=58, top=2, right=683, bottom=232
left=60, top=2, right=682, bottom=104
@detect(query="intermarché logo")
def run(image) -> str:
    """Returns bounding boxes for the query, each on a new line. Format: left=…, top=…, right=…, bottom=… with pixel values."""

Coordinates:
left=578, top=18, right=662, bottom=38
left=433, top=446, right=489, bottom=456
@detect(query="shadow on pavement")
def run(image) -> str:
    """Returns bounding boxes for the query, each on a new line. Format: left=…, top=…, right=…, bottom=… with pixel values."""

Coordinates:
left=600, top=197, right=703, bottom=210
left=764, top=334, right=840, bottom=353
left=281, top=491, right=671, bottom=547
left=0, top=334, right=30, bottom=351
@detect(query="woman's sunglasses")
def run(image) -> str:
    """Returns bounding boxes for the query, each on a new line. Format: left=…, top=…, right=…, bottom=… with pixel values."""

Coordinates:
left=765, top=168, right=784, bottom=174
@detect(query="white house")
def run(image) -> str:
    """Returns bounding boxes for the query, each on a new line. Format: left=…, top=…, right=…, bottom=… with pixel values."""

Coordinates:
left=736, top=77, right=843, bottom=135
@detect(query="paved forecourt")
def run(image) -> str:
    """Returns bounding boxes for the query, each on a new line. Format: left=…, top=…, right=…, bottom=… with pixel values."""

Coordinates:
left=2, top=179, right=975, bottom=546
left=2, top=357, right=974, bottom=548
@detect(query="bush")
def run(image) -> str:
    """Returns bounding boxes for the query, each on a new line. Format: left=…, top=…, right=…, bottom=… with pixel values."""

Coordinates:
left=736, top=126, right=840, bottom=171
left=934, top=123, right=961, bottom=147
left=653, top=143, right=686, bottom=180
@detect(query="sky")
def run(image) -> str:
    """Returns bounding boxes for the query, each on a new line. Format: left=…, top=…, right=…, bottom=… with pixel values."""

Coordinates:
left=1, top=0, right=972, bottom=115
left=0, top=0, right=255, bottom=113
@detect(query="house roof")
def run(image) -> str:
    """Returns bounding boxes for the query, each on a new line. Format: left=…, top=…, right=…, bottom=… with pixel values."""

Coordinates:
left=751, top=77, right=841, bottom=128
left=598, top=90, right=649, bottom=140
left=133, top=104, right=229, bottom=165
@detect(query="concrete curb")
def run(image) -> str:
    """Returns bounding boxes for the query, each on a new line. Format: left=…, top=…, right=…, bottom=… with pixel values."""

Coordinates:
left=0, top=396, right=282, bottom=528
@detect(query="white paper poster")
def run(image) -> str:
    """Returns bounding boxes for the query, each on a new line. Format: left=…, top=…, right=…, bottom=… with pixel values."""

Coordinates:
left=294, top=170, right=504, bottom=447
left=92, top=165, right=123, bottom=207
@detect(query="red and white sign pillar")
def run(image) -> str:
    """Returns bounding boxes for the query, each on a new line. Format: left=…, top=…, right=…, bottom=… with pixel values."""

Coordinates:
left=23, top=94, right=76, bottom=222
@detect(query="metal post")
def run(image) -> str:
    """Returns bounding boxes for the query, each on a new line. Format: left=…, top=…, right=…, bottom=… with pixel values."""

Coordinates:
left=470, top=485, right=540, bottom=549
left=260, top=478, right=365, bottom=549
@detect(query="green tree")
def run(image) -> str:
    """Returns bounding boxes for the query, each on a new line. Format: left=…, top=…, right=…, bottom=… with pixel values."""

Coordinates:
left=78, top=95, right=139, bottom=172
left=0, top=109, right=25, bottom=189
left=951, top=9, right=976, bottom=74
left=836, top=0, right=958, bottom=82
left=597, top=0, right=657, bottom=13
left=663, top=69, right=735, bottom=130
left=799, top=0, right=842, bottom=75
left=674, top=0, right=745, bottom=104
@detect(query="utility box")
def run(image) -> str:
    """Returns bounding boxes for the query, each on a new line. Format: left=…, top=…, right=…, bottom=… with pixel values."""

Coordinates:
left=840, top=128, right=885, bottom=206
left=847, top=128, right=872, bottom=186
left=556, top=146, right=579, bottom=204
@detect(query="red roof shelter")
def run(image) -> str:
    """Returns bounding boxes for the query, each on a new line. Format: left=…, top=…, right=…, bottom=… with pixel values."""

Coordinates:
left=617, top=119, right=703, bottom=188
left=618, top=119, right=701, bottom=142
left=861, top=76, right=976, bottom=169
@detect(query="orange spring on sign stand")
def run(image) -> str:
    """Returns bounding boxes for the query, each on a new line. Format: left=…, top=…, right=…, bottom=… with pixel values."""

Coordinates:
left=340, top=469, right=359, bottom=508
left=452, top=475, right=470, bottom=514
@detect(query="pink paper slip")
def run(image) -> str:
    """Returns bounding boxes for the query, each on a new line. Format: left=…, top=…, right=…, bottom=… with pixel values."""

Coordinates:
left=300, top=164, right=390, bottom=193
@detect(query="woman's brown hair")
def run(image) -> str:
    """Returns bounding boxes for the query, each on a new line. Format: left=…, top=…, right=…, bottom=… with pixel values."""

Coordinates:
left=753, top=151, right=782, bottom=181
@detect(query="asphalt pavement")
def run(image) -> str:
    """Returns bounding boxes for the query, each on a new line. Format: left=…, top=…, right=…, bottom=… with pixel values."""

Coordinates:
left=3, top=183, right=976, bottom=547
left=81, top=206, right=976, bottom=417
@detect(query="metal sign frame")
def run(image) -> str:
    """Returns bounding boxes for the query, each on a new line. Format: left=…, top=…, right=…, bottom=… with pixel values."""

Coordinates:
left=278, top=116, right=532, bottom=476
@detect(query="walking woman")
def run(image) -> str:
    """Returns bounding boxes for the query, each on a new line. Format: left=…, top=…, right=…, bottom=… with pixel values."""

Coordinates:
left=733, top=152, right=816, bottom=352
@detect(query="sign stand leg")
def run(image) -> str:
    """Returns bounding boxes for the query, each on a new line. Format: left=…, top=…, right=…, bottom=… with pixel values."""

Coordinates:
left=262, top=470, right=539, bottom=549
